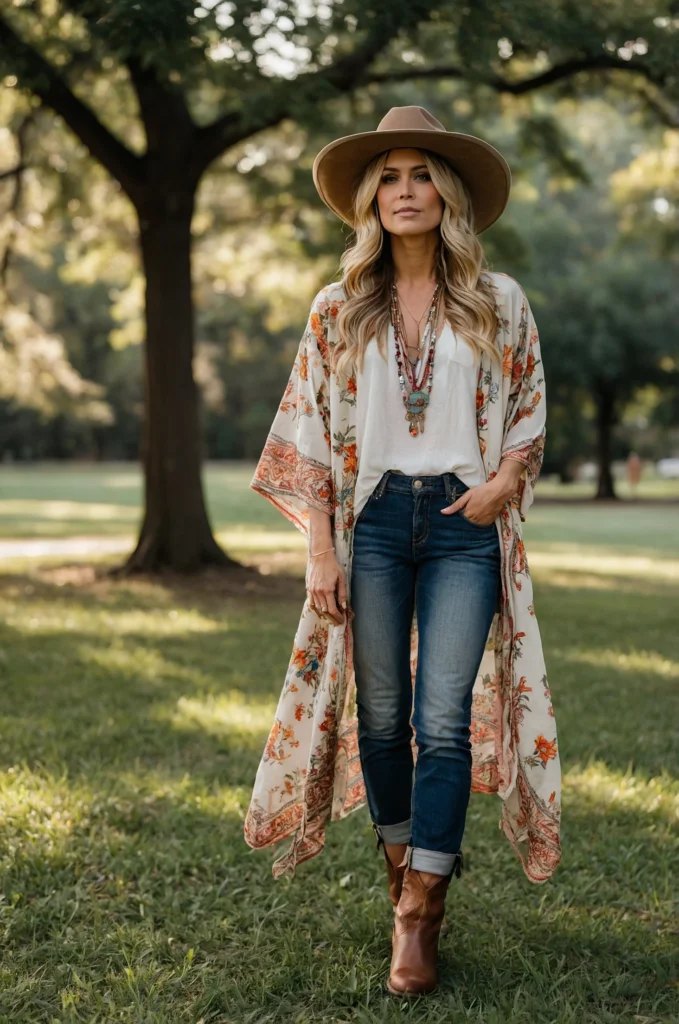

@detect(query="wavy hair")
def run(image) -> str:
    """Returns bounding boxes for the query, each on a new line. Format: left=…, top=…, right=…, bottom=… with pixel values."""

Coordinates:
left=330, top=149, right=501, bottom=378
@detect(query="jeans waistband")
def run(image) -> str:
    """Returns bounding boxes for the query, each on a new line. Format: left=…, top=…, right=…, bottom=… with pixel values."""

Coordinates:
left=375, top=470, right=470, bottom=502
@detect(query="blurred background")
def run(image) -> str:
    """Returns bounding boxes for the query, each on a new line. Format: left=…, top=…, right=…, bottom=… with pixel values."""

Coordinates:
left=0, top=3, right=677, bottom=1022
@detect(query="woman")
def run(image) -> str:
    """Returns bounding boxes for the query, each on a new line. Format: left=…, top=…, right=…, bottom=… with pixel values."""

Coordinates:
left=244, top=106, right=561, bottom=997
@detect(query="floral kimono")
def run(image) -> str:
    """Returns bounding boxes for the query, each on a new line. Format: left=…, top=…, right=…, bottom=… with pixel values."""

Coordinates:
left=243, top=270, right=561, bottom=884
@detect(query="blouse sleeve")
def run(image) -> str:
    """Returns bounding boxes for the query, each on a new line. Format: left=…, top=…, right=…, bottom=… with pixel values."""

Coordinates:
left=250, top=288, right=334, bottom=536
left=499, top=282, right=547, bottom=522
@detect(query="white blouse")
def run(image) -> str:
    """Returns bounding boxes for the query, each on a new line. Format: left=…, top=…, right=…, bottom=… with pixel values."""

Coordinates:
left=354, top=320, right=486, bottom=519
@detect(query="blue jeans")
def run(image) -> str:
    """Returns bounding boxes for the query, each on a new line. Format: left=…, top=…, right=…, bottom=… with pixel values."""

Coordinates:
left=350, top=470, right=501, bottom=876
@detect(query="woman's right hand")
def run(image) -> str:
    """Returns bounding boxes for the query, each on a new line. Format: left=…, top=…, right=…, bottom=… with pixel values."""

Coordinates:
left=306, top=551, right=346, bottom=625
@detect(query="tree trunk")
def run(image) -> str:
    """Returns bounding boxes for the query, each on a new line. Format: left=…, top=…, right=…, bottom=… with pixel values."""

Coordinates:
left=594, top=381, right=618, bottom=500
left=122, top=189, right=234, bottom=573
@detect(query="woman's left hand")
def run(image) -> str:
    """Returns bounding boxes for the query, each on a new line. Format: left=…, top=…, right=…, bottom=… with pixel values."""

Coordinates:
left=441, top=481, right=506, bottom=526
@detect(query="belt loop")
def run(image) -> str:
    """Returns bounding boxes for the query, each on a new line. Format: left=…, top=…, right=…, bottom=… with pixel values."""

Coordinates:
left=376, top=470, right=390, bottom=499
left=443, top=472, right=453, bottom=505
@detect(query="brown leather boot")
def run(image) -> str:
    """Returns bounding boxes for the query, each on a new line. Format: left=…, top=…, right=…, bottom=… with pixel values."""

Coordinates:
left=373, top=824, right=407, bottom=907
left=387, top=850, right=463, bottom=997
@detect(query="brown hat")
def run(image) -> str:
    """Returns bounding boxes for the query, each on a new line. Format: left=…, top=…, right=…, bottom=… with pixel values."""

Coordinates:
left=312, top=105, right=511, bottom=234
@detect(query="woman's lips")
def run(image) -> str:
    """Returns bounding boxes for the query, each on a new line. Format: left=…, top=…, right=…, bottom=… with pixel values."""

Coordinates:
left=395, top=209, right=420, bottom=216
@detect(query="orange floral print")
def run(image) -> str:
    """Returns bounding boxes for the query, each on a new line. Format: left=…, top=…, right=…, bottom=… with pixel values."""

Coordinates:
left=343, top=443, right=357, bottom=476
left=310, top=312, right=324, bottom=340
left=530, top=734, right=558, bottom=767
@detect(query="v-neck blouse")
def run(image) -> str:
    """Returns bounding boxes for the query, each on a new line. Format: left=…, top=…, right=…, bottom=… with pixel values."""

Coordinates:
left=354, top=320, right=486, bottom=520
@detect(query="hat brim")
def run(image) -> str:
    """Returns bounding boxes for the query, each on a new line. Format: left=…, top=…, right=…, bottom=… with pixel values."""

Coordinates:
left=312, top=129, right=511, bottom=234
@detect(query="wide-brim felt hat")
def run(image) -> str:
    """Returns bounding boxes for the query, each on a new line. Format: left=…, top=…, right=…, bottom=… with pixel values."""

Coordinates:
left=312, top=105, right=511, bottom=234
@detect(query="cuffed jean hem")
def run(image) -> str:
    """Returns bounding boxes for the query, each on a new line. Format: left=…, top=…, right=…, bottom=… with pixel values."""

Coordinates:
left=408, top=845, right=464, bottom=877
left=373, top=819, right=412, bottom=845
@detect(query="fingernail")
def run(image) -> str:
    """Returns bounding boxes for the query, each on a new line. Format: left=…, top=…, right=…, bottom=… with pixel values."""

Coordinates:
left=340, top=600, right=347, bottom=609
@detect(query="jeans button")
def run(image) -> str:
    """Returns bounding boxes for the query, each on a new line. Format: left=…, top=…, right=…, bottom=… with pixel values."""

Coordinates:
left=413, top=479, right=423, bottom=489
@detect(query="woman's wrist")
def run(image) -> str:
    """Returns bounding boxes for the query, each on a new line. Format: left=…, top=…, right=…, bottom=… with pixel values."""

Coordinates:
left=307, top=505, right=333, bottom=555
left=309, top=545, right=335, bottom=558
left=488, top=459, right=526, bottom=502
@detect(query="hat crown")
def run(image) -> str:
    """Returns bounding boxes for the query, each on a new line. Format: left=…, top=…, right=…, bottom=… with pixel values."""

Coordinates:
left=376, top=105, right=446, bottom=134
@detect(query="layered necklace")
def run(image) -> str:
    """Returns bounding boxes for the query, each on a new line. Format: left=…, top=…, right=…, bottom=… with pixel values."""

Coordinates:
left=390, top=281, right=441, bottom=437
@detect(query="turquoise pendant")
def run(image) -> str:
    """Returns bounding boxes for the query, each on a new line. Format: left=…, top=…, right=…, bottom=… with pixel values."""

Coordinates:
left=404, top=390, right=430, bottom=436
left=406, top=390, right=430, bottom=414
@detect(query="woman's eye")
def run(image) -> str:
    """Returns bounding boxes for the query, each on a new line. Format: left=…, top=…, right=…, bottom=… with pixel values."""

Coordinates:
left=381, top=173, right=430, bottom=184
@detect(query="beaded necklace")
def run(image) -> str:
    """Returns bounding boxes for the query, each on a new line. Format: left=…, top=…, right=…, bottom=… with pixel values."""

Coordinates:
left=390, top=281, right=441, bottom=436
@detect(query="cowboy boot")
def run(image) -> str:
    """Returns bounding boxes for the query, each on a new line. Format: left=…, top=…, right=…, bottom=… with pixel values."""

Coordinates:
left=373, top=823, right=407, bottom=907
left=387, top=849, right=463, bottom=997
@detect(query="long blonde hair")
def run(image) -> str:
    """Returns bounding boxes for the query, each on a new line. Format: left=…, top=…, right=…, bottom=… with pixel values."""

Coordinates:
left=331, top=149, right=501, bottom=377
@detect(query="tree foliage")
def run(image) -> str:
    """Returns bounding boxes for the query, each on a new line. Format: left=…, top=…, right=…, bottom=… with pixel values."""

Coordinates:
left=1, top=0, right=678, bottom=547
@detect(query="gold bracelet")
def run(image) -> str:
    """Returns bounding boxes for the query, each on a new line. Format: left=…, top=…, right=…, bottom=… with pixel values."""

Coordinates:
left=309, top=545, right=334, bottom=558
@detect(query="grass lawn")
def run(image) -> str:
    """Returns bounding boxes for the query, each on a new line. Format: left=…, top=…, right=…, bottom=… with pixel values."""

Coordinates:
left=0, top=462, right=677, bottom=541
left=0, top=467, right=677, bottom=1022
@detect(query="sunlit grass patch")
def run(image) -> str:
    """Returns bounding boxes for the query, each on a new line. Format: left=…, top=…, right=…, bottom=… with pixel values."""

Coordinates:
left=0, top=498, right=140, bottom=523
left=216, top=527, right=305, bottom=551
left=565, top=760, right=678, bottom=822
left=528, top=548, right=679, bottom=581
left=166, top=693, right=276, bottom=739
left=566, top=647, right=679, bottom=681
left=0, top=768, right=80, bottom=849
left=0, top=499, right=141, bottom=539
left=1, top=590, right=225, bottom=640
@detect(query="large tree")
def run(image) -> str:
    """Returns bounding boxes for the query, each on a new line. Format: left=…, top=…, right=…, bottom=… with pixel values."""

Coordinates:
left=1, top=1, right=677, bottom=569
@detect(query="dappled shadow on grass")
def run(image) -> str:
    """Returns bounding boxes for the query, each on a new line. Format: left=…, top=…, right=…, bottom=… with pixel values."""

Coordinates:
left=0, top=556, right=305, bottom=610
left=0, top=618, right=283, bottom=788
left=0, top=556, right=676, bottom=799
left=0, top=566, right=310, bottom=800
left=531, top=568, right=678, bottom=782
left=553, top=646, right=677, bottom=780
left=0, top=558, right=678, bottom=1021
left=2, top=769, right=677, bottom=1022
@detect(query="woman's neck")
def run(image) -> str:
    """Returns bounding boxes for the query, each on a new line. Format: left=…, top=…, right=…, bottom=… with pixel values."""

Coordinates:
left=390, top=230, right=439, bottom=287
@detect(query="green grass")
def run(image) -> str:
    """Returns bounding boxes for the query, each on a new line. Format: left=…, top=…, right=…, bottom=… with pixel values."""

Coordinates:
left=0, top=462, right=677, bottom=540
left=0, top=467, right=678, bottom=1022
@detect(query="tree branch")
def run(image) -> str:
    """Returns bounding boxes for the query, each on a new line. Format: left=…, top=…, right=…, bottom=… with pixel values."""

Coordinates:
left=365, top=52, right=667, bottom=95
left=193, top=3, right=437, bottom=174
left=0, top=112, right=34, bottom=302
left=0, top=14, right=145, bottom=197
left=0, top=163, right=30, bottom=182
left=634, top=80, right=679, bottom=129
left=194, top=45, right=675, bottom=174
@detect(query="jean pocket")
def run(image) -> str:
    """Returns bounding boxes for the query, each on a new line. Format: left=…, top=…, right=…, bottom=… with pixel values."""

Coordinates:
left=459, top=507, right=496, bottom=530
left=354, top=493, right=374, bottom=526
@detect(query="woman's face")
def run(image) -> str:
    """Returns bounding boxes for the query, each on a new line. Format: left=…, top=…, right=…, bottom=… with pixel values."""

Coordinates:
left=375, top=149, right=444, bottom=237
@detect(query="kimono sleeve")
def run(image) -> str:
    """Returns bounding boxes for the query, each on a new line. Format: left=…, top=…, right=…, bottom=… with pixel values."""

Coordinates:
left=250, top=289, right=334, bottom=536
left=499, top=282, right=547, bottom=522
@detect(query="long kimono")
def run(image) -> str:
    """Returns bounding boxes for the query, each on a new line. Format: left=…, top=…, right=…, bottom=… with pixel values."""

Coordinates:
left=243, top=270, right=562, bottom=884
